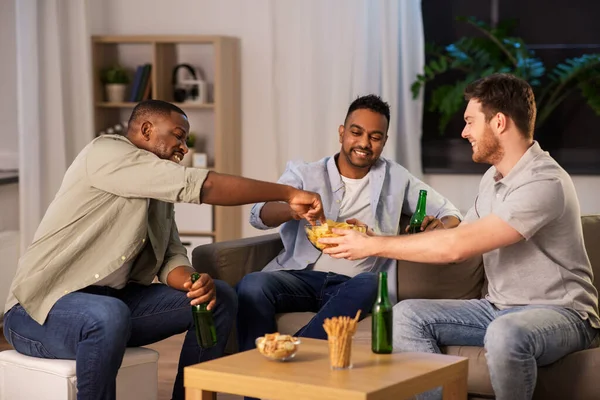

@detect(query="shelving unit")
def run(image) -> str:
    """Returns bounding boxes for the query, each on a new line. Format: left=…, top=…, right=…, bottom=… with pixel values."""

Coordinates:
left=91, top=35, right=242, bottom=247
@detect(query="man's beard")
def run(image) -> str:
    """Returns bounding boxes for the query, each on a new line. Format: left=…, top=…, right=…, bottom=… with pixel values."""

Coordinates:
left=473, top=127, right=504, bottom=165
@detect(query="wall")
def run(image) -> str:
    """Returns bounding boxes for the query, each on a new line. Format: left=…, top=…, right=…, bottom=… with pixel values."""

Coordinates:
left=89, top=0, right=600, bottom=240
left=0, top=0, right=19, bottom=313
left=0, top=0, right=18, bottom=170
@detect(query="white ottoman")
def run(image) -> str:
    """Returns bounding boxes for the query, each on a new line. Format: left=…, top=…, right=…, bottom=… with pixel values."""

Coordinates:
left=0, top=347, right=159, bottom=400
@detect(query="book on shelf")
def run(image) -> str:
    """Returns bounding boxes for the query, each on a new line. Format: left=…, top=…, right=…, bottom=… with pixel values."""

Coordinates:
left=129, top=63, right=152, bottom=102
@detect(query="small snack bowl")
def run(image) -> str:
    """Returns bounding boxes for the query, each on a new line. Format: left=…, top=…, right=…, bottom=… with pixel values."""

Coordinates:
left=255, top=333, right=301, bottom=361
left=305, top=220, right=367, bottom=251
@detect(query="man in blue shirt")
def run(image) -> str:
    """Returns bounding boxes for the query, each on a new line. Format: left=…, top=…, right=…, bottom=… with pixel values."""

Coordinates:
left=236, top=95, right=462, bottom=353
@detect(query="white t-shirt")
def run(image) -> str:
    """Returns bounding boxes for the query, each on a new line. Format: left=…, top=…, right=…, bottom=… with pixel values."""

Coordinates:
left=311, top=174, right=376, bottom=277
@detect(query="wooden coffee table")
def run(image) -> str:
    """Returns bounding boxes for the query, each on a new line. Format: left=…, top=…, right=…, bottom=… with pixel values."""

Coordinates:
left=184, top=338, right=468, bottom=400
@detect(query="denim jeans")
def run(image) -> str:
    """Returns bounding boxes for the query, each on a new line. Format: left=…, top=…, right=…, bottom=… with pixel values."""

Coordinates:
left=3, top=280, right=237, bottom=400
left=393, top=298, right=599, bottom=400
left=236, top=270, right=378, bottom=351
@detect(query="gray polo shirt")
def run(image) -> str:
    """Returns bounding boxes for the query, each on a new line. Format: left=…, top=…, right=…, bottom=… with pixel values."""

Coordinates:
left=464, top=141, right=599, bottom=328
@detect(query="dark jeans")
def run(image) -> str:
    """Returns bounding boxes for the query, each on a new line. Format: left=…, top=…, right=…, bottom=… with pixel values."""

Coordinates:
left=235, top=270, right=378, bottom=351
left=3, top=280, right=237, bottom=400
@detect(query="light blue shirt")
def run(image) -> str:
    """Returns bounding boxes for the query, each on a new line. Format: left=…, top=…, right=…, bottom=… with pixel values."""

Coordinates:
left=249, top=154, right=463, bottom=303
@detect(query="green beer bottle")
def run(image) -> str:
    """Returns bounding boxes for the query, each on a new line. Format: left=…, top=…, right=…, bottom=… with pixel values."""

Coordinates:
left=190, top=272, right=217, bottom=348
left=408, top=190, right=428, bottom=234
left=372, top=271, right=393, bottom=354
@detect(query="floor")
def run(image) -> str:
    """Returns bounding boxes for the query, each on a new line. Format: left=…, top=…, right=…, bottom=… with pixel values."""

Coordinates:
left=0, top=327, right=241, bottom=400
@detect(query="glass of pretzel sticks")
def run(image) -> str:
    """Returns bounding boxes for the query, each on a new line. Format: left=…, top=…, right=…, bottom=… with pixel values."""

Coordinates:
left=323, top=310, right=361, bottom=369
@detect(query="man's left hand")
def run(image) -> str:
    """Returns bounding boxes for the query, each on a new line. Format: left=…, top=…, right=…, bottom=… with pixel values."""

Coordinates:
left=320, top=228, right=374, bottom=260
left=183, top=273, right=216, bottom=310
left=405, top=215, right=445, bottom=233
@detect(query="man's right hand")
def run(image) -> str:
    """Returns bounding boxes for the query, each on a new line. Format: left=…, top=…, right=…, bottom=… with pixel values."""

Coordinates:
left=288, top=189, right=326, bottom=225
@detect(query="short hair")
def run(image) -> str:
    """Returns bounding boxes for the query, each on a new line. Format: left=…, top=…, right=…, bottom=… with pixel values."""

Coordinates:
left=127, top=99, right=187, bottom=128
left=345, top=94, right=391, bottom=131
left=464, top=73, right=536, bottom=139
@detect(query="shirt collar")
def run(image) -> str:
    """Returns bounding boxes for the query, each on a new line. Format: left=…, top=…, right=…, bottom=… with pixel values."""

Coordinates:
left=493, top=141, right=543, bottom=186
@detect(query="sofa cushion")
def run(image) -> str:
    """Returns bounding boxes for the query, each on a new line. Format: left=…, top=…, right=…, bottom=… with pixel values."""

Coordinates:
left=397, top=255, right=485, bottom=301
left=582, top=215, right=600, bottom=289
left=443, top=346, right=493, bottom=397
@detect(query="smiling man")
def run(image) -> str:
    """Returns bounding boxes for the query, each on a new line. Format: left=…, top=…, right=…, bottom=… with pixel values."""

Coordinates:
left=320, top=75, right=600, bottom=400
left=235, top=95, right=461, bottom=369
left=3, top=100, right=325, bottom=400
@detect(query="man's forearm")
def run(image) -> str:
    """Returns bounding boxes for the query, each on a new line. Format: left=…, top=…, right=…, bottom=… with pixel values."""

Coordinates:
left=259, top=202, right=295, bottom=227
left=166, top=265, right=196, bottom=290
left=201, top=172, right=295, bottom=206
left=372, top=227, right=464, bottom=264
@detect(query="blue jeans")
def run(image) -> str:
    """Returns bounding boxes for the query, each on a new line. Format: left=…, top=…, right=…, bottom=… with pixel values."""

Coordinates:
left=236, top=270, right=378, bottom=351
left=3, top=280, right=237, bottom=400
left=393, top=298, right=599, bottom=400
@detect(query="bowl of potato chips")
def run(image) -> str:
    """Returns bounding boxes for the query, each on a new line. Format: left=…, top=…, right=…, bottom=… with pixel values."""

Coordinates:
left=255, top=333, right=301, bottom=361
left=304, top=219, right=367, bottom=251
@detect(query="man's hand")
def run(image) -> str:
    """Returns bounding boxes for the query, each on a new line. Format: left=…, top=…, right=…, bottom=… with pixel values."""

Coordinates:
left=288, top=189, right=326, bottom=225
left=182, top=273, right=216, bottom=310
left=345, top=218, right=376, bottom=236
left=405, top=215, right=444, bottom=233
left=405, top=215, right=461, bottom=233
left=319, top=228, right=374, bottom=260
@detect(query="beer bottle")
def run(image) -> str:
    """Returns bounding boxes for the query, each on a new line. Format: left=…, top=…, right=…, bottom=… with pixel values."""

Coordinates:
left=372, top=271, right=393, bottom=354
left=408, top=190, right=428, bottom=234
left=190, top=272, right=217, bottom=348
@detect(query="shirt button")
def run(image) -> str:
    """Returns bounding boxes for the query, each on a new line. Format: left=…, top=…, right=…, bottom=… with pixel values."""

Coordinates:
left=142, top=238, right=145, bottom=243
left=121, top=256, right=126, bottom=261
left=94, top=274, right=100, bottom=279
left=64, top=290, right=69, bottom=294
left=336, top=200, right=341, bottom=203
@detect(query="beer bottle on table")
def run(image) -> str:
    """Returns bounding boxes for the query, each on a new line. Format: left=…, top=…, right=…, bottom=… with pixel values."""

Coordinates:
left=190, top=272, right=217, bottom=348
left=372, top=271, right=393, bottom=354
left=408, top=189, right=427, bottom=234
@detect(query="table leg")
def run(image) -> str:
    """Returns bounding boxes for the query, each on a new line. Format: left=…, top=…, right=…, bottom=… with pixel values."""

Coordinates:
left=186, top=388, right=217, bottom=400
left=442, top=374, right=468, bottom=400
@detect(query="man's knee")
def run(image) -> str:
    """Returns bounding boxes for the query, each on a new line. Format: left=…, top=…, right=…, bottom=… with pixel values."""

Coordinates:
left=393, top=299, right=432, bottom=324
left=84, top=297, right=131, bottom=341
left=236, top=272, right=272, bottom=303
left=485, top=315, right=531, bottom=355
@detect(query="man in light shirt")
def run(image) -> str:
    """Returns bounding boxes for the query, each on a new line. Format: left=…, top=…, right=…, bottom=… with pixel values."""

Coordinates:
left=236, top=95, right=462, bottom=358
left=3, top=100, right=325, bottom=400
left=321, top=75, right=600, bottom=400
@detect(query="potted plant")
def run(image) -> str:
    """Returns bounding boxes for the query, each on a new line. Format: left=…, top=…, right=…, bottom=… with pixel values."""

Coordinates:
left=101, top=65, right=130, bottom=103
left=412, top=17, right=600, bottom=135
left=412, top=16, right=600, bottom=174
left=181, top=133, right=196, bottom=167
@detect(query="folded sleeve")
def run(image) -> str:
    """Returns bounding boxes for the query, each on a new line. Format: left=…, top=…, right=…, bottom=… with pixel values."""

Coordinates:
left=402, top=173, right=463, bottom=221
left=86, top=137, right=208, bottom=204
left=249, top=160, right=304, bottom=230
left=493, top=178, right=565, bottom=240
left=158, top=218, right=192, bottom=284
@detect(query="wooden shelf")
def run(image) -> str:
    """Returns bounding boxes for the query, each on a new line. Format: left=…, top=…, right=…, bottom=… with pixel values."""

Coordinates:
left=178, top=231, right=216, bottom=237
left=91, top=35, right=241, bottom=243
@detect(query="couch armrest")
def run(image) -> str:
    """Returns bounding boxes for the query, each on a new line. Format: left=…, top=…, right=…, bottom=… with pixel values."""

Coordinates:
left=191, top=233, right=284, bottom=287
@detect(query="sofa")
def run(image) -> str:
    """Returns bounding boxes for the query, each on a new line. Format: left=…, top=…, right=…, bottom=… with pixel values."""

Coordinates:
left=191, top=215, right=600, bottom=399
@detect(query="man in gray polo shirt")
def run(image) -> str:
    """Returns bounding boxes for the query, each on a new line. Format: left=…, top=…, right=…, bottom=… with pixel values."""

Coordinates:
left=319, top=73, right=599, bottom=400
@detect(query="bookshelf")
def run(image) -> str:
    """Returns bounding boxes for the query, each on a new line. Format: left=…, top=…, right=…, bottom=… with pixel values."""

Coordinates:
left=91, top=35, right=242, bottom=246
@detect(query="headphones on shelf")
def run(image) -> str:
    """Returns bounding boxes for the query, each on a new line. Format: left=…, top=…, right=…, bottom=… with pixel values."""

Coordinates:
left=172, top=63, right=198, bottom=102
